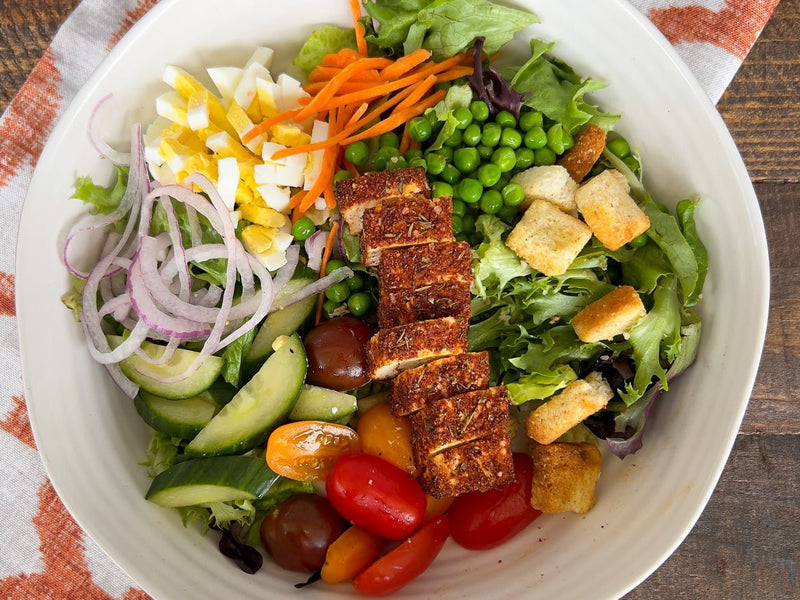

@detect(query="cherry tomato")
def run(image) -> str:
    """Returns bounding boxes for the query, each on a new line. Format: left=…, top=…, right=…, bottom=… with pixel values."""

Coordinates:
left=260, top=494, right=347, bottom=573
left=321, top=525, right=384, bottom=584
left=304, top=317, right=373, bottom=391
left=352, top=514, right=450, bottom=596
left=356, top=403, right=416, bottom=475
left=266, top=421, right=361, bottom=481
left=326, top=453, right=426, bottom=540
left=449, top=452, right=542, bottom=550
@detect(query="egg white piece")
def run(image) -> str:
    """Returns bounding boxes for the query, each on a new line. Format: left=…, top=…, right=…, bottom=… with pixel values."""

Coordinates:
left=207, top=67, right=243, bottom=107
left=216, top=157, right=240, bottom=211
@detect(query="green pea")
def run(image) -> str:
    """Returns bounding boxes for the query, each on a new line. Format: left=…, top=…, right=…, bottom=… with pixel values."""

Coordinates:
left=453, top=147, right=480, bottom=173
left=322, top=299, right=340, bottom=318
left=491, top=146, right=517, bottom=172
left=451, top=213, right=464, bottom=234
left=607, top=137, right=631, bottom=159
left=546, top=124, right=573, bottom=155
left=405, top=148, right=424, bottom=161
left=623, top=155, right=640, bottom=173
left=461, top=213, right=476, bottom=234
left=480, top=189, right=504, bottom=214
left=344, top=141, right=370, bottom=166
left=451, top=199, right=467, bottom=217
left=437, top=146, right=454, bottom=162
left=379, top=131, right=400, bottom=148
left=347, top=292, right=371, bottom=317
left=462, top=123, right=482, bottom=146
left=440, top=164, right=462, bottom=185
left=432, top=180, right=454, bottom=198
left=498, top=205, right=518, bottom=223
left=333, top=169, right=352, bottom=182
left=477, top=144, right=494, bottom=160
left=492, top=175, right=510, bottom=191
left=519, top=110, right=543, bottom=131
left=495, top=110, right=516, bottom=128
left=628, top=232, right=649, bottom=248
left=477, top=163, right=502, bottom=187
left=455, top=232, right=470, bottom=243
left=501, top=182, right=525, bottom=207
left=453, top=107, right=474, bottom=130
left=515, top=147, right=535, bottom=170
left=325, top=258, right=347, bottom=275
left=481, top=123, right=502, bottom=147
left=387, top=156, right=408, bottom=170
left=426, top=153, right=447, bottom=175
left=325, top=282, right=350, bottom=303
left=408, top=116, right=433, bottom=143
left=500, top=128, right=522, bottom=149
left=523, top=126, right=548, bottom=150
left=470, top=100, right=490, bottom=122
left=457, top=178, right=483, bottom=204
left=444, top=129, right=463, bottom=148
left=534, top=147, right=557, bottom=166
left=347, top=273, right=365, bottom=291
left=373, top=146, right=400, bottom=170
left=291, top=217, right=315, bottom=241
left=408, top=157, right=427, bottom=169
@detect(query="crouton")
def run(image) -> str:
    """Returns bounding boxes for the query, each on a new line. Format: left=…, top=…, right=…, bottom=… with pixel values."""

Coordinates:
left=571, top=285, right=647, bottom=342
left=409, top=386, right=510, bottom=462
left=510, top=165, right=578, bottom=213
left=558, top=123, right=606, bottom=183
left=378, top=241, right=472, bottom=288
left=419, top=430, right=515, bottom=498
left=360, top=196, right=455, bottom=267
left=390, top=352, right=490, bottom=416
left=530, top=441, right=602, bottom=513
left=506, top=199, right=592, bottom=277
left=366, top=316, right=468, bottom=380
left=525, top=372, right=613, bottom=445
left=334, top=167, right=430, bottom=235
left=574, top=169, right=650, bottom=251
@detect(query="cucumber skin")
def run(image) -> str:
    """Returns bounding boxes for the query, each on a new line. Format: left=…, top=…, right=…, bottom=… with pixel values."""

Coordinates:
left=145, top=456, right=280, bottom=508
left=289, top=385, right=358, bottom=422
left=184, top=335, right=307, bottom=457
left=134, top=391, right=220, bottom=439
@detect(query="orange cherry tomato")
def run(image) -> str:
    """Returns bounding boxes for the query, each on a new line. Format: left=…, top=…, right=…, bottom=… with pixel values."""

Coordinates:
left=321, top=525, right=384, bottom=584
left=266, top=420, right=361, bottom=481
left=356, top=403, right=416, bottom=475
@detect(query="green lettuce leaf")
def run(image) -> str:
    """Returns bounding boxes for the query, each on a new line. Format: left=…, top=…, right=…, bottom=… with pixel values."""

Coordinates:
left=424, top=84, right=473, bottom=151
left=293, top=25, right=357, bottom=76
left=620, top=240, right=672, bottom=294
left=220, top=325, right=257, bottom=387
left=676, top=198, right=708, bottom=307
left=506, top=365, right=576, bottom=404
left=471, top=215, right=531, bottom=298
left=141, top=431, right=183, bottom=477
left=71, top=165, right=128, bottom=214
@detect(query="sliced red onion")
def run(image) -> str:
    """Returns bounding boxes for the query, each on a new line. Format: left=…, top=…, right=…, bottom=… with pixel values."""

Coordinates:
left=272, top=245, right=300, bottom=293
left=104, top=363, right=139, bottom=398
left=89, top=94, right=132, bottom=166
left=270, top=266, right=354, bottom=313
left=304, top=230, right=328, bottom=272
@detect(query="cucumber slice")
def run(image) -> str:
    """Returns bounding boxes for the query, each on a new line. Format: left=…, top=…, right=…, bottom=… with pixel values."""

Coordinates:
left=289, top=384, right=358, bottom=422
left=185, top=334, right=307, bottom=457
left=145, top=455, right=279, bottom=507
left=110, top=336, right=224, bottom=399
left=134, top=390, right=221, bottom=439
left=246, top=293, right=316, bottom=362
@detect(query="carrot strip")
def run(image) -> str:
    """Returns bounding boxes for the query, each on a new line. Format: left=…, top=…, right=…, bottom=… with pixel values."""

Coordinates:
left=379, top=49, right=432, bottom=81
left=321, top=48, right=361, bottom=68
left=315, top=220, right=340, bottom=324
left=395, top=74, right=437, bottom=111
left=344, top=160, right=360, bottom=178
left=303, top=80, right=375, bottom=96
left=308, top=67, right=382, bottom=84
left=399, top=123, right=412, bottom=154
left=289, top=190, right=308, bottom=211
left=435, top=65, right=474, bottom=83
left=339, top=90, right=445, bottom=145
left=242, top=107, right=303, bottom=145
left=349, top=0, right=368, bottom=57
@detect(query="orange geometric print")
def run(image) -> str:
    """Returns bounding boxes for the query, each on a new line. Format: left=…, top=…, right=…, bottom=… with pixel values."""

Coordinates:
left=648, top=0, right=781, bottom=60
left=0, top=48, right=62, bottom=190
left=0, top=396, right=35, bottom=449
left=106, top=0, right=160, bottom=50
left=0, top=272, right=14, bottom=316
left=0, top=482, right=152, bottom=600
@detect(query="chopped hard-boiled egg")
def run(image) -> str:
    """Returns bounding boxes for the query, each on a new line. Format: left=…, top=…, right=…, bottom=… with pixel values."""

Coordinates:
left=144, top=47, right=326, bottom=270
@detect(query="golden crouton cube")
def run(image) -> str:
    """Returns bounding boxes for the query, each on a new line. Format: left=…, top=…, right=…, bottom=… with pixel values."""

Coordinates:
left=525, top=372, right=613, bottom=445
left=558, top=123, right=606, bottom=183
left=571, top=285, right=647, bottom=342
left=510, top=165, right=578, bottom=213
left=506, top=199, right=592, bottom=277
left=530, top=441, right=602, bottom=513
left=574, top=169, right=650, bottom=251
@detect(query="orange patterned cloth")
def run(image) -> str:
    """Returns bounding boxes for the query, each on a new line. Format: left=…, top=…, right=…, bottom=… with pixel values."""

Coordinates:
left=0, top=0, right=779, bottom=598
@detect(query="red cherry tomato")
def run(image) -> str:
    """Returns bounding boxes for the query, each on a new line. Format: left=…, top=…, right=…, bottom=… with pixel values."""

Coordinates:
left=326, top=453, right=426, bottom=540
left=449, top=452, right=542, bottom=550
left=303, top=317, right=373, bottom=391
left=352, top=514, right=450, bottom=596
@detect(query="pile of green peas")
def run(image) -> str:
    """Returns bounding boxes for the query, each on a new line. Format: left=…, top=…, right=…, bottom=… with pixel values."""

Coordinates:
left=319, top=258, right=375, bottom=319
left=342, top=94, right=579, bottom=245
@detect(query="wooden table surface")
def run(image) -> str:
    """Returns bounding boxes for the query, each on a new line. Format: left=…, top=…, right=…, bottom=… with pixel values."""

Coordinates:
left=2, top=0, right=798, bottom=598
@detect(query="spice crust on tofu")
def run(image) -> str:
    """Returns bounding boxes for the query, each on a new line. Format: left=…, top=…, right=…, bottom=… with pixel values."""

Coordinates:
left=360, top=196, right=455, bottom=267
left=391, top=351, right=490, bottom=417
left=378, top=241, right=473, bottom=288
left=334, top=166, right=431, bottom=235
left=366, top=316, right=468, bottom=380
left=377, top=281, right=471, bottom=328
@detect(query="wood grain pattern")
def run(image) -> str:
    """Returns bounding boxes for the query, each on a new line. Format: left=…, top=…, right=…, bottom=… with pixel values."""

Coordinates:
left=0, top=0, right=797, bottom=598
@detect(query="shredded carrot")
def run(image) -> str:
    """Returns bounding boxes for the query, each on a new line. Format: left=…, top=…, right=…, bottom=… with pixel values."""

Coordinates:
left=395, top=74, right=437, bottom=111
left=315, top=220, right=341, bottom=325
left=309, top=66, right=382, bottom=84
left=349, top=0, right=368, bottom=57
left=303, top=80, right=375, bottom=96
left=379, top=49, right=432, bottom=81
left=399, top=123, right=412, bottom=154
left=321, top=48, right=361, bottom=68
left=435, top=65, right=475, bottom=83
left=242, top=107, right=302, bottom=144
left=344, top=160, right=360, bottom=178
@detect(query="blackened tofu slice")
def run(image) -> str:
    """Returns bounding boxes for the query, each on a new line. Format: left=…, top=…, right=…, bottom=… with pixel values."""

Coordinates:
left=378, top=281, right=471, bottom=328
left=366, top=316, right=468, bottom=380
left=378, top=241, right=472, bottom=288
left=419, top=430, right=515, bottom=498
left=360, top=196, right=455, bottom=267
left=334, top=167, right=430, bottom=235
left=390, top=352, right=490, bottom=417
left=409, top=386, right=510, bottom=465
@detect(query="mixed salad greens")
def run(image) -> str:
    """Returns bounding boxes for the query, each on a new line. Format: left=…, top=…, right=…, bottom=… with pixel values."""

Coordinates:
left=63, top=0, right=707, bottom=593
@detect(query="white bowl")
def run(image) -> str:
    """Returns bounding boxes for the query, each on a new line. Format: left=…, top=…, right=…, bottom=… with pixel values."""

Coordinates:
left=16, top=0, right=769, bottom=598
